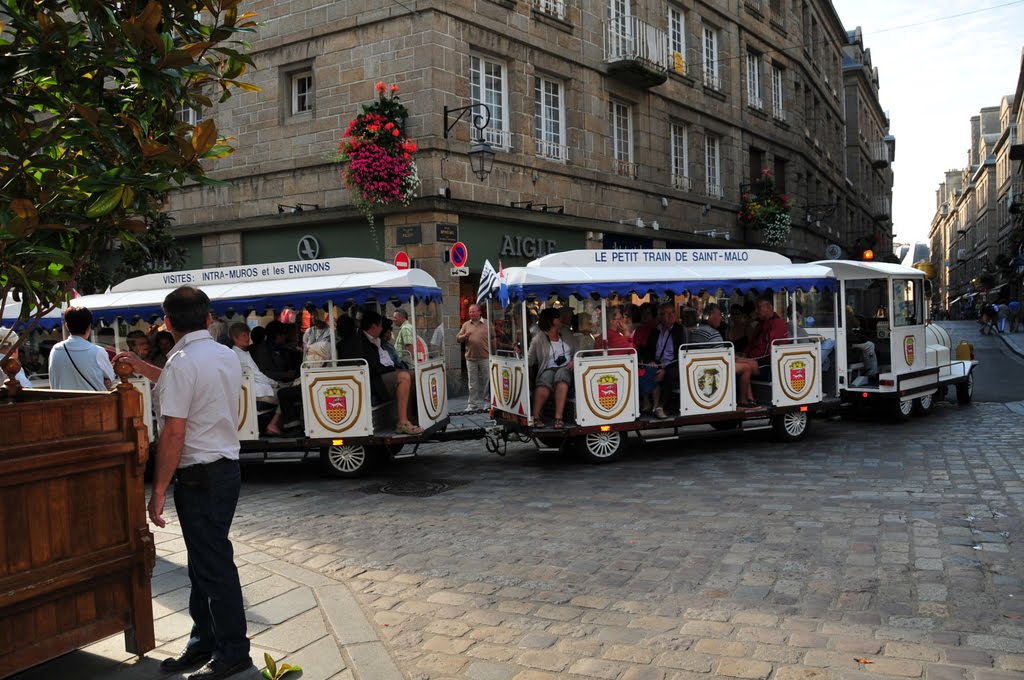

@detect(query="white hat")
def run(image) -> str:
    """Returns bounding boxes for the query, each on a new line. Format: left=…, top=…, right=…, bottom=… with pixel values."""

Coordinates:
left=0, top=326, right=19, bottom=349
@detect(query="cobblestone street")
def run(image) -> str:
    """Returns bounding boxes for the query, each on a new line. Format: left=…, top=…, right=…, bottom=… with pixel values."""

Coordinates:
left=229, top=399, right=1024, bottom=680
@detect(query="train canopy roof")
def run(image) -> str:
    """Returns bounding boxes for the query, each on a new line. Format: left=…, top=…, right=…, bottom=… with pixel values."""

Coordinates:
left=1, top=295, right=65, bottom=331
left=496, top=249, right=835, bottom=302
left=811, top=260, right=927, bottom=281
left=73, top=258, right=442, bottom=324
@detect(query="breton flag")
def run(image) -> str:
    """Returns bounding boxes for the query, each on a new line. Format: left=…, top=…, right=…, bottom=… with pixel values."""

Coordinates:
left=498, top=260, right=509, bottom=309
left=477, top=259, right=498, bottom=306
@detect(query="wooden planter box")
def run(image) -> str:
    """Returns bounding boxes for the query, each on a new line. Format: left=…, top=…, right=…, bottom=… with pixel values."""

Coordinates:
left=0, top=382, right=154, bottom=678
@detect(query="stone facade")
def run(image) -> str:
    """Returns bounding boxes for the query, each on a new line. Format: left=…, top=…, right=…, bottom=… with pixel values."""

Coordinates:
left=168, top=0, right=893, bottom=262
left=930, top=48, right=1024, bottom=314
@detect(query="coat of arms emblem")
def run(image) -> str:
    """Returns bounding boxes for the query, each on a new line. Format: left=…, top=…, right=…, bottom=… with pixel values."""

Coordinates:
left=429, top=375, right=439, bottom=410
left=597, top=375, right=619, bottom=410
left=501, top=368, right=511, bottom=404
left=904, top=336, right=915, bottom=365
left=324, top=386, right=347, bottom=424
left=696, top=367, right=720, bottom=399
left=788, top=361, right=806, bottom=393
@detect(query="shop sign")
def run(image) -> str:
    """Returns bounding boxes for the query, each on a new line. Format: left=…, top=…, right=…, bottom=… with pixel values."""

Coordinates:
left=500, top=235, right=557, bottom=258
left=297, top=235, right=320, bottom=260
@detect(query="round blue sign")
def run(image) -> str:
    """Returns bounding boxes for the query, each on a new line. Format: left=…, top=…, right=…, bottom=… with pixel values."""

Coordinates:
left=450, top=241, right=468, bottom=268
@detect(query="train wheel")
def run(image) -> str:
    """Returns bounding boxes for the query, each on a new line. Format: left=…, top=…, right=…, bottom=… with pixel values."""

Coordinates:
left=772, top=410, right=809, bottom=442
left=575, top=430, right=627, bottom=463
left=956, top=372, right=974, bottom=405
left=889, top=398, right=913, bottom=422
left=912, top=391, right=936, bottom=416
left=320, top=443, right=376, bottom=478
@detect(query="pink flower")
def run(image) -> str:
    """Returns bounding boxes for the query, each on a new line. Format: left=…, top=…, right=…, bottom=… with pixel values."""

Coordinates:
left=375, top=81, right=386, bottom=95
left=390, top=84, right=399, bottom=93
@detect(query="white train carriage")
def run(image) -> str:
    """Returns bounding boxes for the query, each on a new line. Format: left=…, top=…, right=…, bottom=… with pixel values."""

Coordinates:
left=74, top=257, right=447, bottom=476
left=486, top=248, right=836, bottom=461
left=813, top=259, right=977, bottom=418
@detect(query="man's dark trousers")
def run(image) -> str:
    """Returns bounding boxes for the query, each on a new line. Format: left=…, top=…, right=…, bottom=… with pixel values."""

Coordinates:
left=174, top=458, right=250, bottom=665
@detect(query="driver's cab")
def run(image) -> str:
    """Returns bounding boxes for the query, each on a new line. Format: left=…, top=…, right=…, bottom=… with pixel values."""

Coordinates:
left=813, top=260, right=934, bottom=406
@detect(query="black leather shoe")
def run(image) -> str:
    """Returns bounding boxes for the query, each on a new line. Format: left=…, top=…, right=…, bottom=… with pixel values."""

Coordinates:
left=160, top=647, right=212, bottom=673
left=187, top=658, right=255, bottom=680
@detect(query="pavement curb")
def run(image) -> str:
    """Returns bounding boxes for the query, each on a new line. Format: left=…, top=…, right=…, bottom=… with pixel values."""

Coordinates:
left=996, top=330, right=1024, bottom=359
left=237, top=541, right=405, bottom=680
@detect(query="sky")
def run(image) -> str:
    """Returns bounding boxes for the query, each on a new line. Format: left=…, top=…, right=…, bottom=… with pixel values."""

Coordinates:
left=830, top=0, right=1024, bottom=246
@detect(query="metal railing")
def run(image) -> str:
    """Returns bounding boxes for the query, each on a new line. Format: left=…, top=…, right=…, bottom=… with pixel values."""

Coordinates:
left=748, top=94, right=764, bottom=111
left=702, top=69, right=721, bottom=91
left=672, top=174, right=692, bottom=191
left=613, top=159, right=638, bottom=178
left=535, top=139, right=568, bottom=162
left=870, top=140, right=890, bottom=166
left=604, top=17, right=668, bottom=72
left=530, top=0, right=565, bottom=20
left=772, top=105, right=786, bottom=122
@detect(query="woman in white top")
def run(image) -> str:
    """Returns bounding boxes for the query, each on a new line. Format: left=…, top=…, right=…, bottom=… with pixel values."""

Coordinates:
left=527, top=307, right=577, bottom=428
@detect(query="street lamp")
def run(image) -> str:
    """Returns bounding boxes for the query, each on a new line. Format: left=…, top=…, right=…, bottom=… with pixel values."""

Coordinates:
left=443, top=103, right=495, bottom=181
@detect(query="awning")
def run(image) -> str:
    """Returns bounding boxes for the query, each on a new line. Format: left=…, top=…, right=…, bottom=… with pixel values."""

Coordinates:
left=73, top=258, right=443, bottom=324
left=1, top=295, right=65, bottom=332
left=495, top=249, right=835, bottom=303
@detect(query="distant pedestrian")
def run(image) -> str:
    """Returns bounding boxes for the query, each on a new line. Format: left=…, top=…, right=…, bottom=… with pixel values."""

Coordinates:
left=150, top=286, right=253, bottom=680
left=1009, top=299, right=1021, bottom=332
left=997, top=301, right=1011, bottom=333
left=47, top=306, right=115, bottom=391
left=456, top=303, right=490, bottom=409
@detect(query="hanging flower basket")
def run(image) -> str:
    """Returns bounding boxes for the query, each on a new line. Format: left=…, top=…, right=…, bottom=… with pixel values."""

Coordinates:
left=335, top=82, right=420, bottom=239
left=738, top=169, right=792, bottom=248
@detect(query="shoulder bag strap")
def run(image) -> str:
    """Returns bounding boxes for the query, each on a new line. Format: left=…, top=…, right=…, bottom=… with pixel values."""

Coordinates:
left=63, top=345, right=103, bottom=391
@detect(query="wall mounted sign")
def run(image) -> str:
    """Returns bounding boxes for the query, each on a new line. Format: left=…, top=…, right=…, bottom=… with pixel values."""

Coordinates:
left=396, top=225, right=422, bottom=245
left=436, top=223, right=458, bottom=243
left=297, top=235, right=320, bottom=260
left=500, top=235, right=557, bottom=258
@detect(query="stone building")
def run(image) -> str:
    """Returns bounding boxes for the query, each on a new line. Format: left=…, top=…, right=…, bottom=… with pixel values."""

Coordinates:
left=167, top=0, right=895, bottom=369
left=930, top=48, right=1024, bottom=315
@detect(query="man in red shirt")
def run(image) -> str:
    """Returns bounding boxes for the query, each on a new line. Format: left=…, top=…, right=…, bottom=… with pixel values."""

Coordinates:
left=735, top=295, right=788, bottom=406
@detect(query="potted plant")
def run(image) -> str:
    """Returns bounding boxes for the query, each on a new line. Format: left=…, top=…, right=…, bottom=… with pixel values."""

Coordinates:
left=335, top=82, right=420, bottom=244
left=738, top=170, right=793, bottom=248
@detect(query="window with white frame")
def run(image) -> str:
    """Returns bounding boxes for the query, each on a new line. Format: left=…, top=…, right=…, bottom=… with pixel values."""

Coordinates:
left=704, top=134, right=721, bottom=198
left=670, top=123, right=690, bottom=190
left=771, top=64, right=785, bottom=120
left=534, top=76, right=567, bottom=161
left=702, top=25, right=720, bottom=90
left=668, top=7, right=686, bottom=75
left=609, top=99, right=634, bottom=177
left=746, top=52, right=763, bottom=110
left=291, top=71, right=313, bottom=115
left=470, top=54, right=510, bottom=148
left=176, top=102, right=203, bottom=126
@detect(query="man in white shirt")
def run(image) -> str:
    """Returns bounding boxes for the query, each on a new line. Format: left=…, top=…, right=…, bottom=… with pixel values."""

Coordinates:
left=150, top=287, right=253, bottom=680
left=48, top=306, right=115, bottom=391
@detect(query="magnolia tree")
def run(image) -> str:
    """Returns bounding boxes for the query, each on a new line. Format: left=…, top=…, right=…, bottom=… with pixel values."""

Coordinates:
left=0, top=0, right=258, bottom=359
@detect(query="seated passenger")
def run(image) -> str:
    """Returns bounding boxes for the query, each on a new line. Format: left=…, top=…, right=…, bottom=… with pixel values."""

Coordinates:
left=735, top=295, right=789, bottom=406
left=690, top=303, right=725, bottom=345
left=253, top=320, right=300, bottom=383
left=643, top=302, right=687, bottom=420
left=340, top=310, right=422, bottom=435
left=302, top=303, right=332, bottom=366
left=230, top=323, right=302, bottom=435
left=527, top=307, right=576, bottom=428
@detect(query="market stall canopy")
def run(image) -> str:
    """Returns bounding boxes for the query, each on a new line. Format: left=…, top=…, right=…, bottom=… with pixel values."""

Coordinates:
left=495, top=249, right=836, bottom=302
left=74, top=258, right=443, bottom=324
